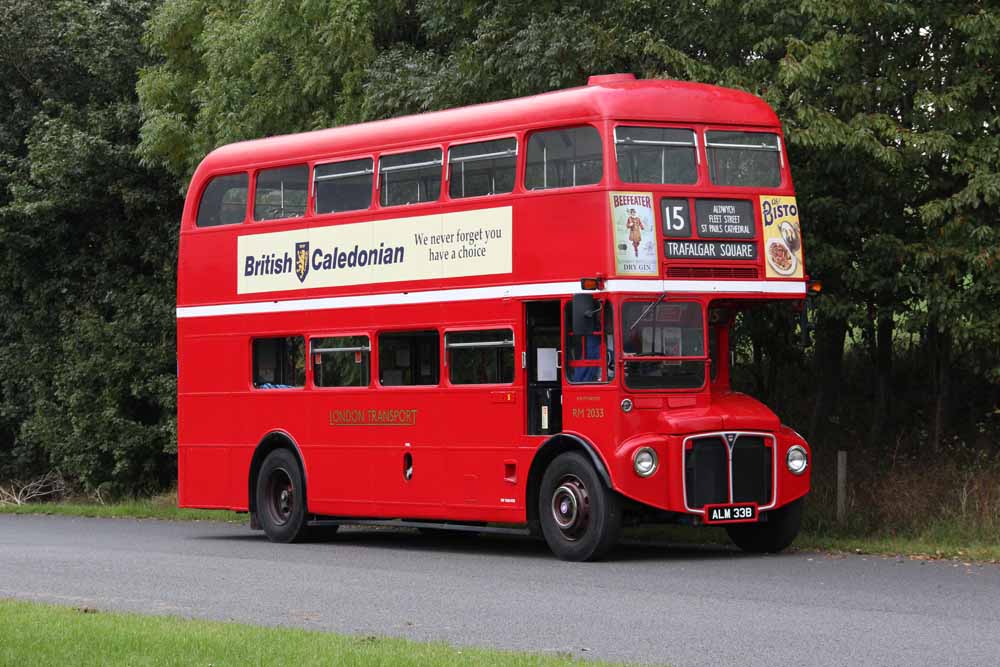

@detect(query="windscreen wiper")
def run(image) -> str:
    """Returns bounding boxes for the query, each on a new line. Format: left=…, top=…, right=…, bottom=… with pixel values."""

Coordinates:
left=629, top=291, right=668, bottom=331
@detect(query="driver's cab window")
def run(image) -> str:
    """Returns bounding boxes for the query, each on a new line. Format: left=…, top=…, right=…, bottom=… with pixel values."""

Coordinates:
left=621, top=300, right=706, bottom=390
left=564, top=300, right=615, bottom=383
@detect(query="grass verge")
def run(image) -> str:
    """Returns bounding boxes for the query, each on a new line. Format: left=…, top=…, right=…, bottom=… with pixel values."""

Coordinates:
left=0, top=598, right=627, bottom=666
left=624, top=524, right=1000, bottom=563
left=0, top=492, right=242, bottom=523
left=794, top=529, right=1000, bottom=562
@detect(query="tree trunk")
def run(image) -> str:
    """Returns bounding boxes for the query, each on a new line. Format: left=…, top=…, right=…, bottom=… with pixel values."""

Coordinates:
left=808, top=314, right=847, bottom=449
left=751, top=336, right=766, bottom=399
left=927, top=320, right=951, bottom=453
left=867, top=306, right=894, bottom=447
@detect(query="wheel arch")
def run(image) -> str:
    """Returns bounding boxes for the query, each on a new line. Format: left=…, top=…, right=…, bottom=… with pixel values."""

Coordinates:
left=525, top=433, right=613, bottom=526
left=248, top=430, right=308, bottom=525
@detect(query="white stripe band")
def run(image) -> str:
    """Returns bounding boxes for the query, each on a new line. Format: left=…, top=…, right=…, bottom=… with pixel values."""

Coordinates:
left=176, top=279, right=805, bottom=319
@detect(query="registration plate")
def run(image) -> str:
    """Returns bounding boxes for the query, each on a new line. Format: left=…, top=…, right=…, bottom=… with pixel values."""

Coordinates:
left=702, top=503, right=758, bottom=524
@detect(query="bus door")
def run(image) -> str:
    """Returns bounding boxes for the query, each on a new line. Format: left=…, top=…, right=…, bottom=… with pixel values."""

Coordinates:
left=524, top=301, right=562, bottom=435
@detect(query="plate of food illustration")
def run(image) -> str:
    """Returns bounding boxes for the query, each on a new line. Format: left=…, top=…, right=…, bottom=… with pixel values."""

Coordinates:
left=766, top=238, right=797, bottom=276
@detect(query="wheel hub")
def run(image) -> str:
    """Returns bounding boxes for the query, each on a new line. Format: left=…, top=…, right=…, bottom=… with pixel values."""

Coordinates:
left=550, top=475, right=590, bottom=540
left=266, top=468, right=294, bottom=526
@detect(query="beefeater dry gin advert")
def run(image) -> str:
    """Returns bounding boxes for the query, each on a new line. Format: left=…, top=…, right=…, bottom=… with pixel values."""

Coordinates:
left=610, top=191, right=658, bottom=276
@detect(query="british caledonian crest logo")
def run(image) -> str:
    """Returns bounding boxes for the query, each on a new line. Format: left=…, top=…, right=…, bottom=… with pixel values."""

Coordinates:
left=294, top=241, right=309, bottom=283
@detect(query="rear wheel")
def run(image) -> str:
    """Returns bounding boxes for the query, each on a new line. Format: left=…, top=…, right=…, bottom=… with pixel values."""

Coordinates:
left=726, top=499, right=803, bottom=553
left=538, top=451, right=621, bottom=561
left=256, top=449, right=311, bottom=543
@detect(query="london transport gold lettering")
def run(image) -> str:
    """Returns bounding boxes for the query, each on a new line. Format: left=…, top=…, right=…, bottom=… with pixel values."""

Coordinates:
left=328, top=408, right=418, bottom=426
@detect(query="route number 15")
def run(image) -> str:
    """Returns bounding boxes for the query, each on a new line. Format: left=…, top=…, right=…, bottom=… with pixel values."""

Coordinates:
left=660, top=199, right=691, bottom=237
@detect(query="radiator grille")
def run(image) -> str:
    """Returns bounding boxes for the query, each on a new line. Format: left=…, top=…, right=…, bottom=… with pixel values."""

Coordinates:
left=731, top=436, right=772, bottom=504
left=684, top=434, right=774, bottom=509
left=684, top=437, right=728, bottom=508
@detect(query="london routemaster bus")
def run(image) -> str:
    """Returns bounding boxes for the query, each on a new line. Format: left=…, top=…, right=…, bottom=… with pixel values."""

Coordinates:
left=177, top=73, right=812, bottom=561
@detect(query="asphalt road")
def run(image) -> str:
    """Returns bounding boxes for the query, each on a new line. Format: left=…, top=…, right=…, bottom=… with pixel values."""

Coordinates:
left=1, top=515, right=998, bottom=666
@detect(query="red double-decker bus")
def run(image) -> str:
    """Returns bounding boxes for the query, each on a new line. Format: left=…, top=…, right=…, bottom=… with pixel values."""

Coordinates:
left=177, top=73, right=811, bottom=561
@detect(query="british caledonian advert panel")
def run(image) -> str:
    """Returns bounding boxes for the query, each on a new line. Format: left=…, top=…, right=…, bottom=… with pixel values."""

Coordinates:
left=237, top=207, right=513, bottom=294
left=759, top=195, right=803, bottom=279
left=610, top=191, right=658, bottom=276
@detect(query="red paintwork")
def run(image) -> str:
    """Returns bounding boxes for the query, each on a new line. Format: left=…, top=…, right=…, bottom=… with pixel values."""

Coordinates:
left=177, top=76, right=811, bottom=524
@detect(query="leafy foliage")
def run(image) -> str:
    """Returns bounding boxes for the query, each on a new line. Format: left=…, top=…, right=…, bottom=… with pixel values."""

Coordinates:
left=0, top=0, right=179, bottom=493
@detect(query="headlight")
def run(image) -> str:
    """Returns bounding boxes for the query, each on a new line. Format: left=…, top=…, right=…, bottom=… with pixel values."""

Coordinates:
left=633, top=447, right=658, bottom=477
left=786, top=445, right=808, bottom=475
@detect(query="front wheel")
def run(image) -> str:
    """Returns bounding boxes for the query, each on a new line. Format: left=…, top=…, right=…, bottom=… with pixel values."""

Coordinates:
left=726, top=499, right=803, bottom=553
left=256, top=449, right=310, bottom=543
left=538, top=451, right=622, bottom=561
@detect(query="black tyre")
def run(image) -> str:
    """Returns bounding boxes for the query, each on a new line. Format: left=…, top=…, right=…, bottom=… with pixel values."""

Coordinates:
left=726, top=499, right=803, bottom=553
left=256, top=448, right=310, bottom=543
left=538, top=451, right=622, bottom=561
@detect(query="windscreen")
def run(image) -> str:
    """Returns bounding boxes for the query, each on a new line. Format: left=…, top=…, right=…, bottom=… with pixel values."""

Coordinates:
left=622, top=301, right=705, bottom=390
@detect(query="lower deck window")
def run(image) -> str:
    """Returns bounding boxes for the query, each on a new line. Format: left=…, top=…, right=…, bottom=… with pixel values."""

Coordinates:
left=312, top=336, right=370, bottom=387
left=253, top=337, right=305, bottom=388
left=379, top=331, right=439, bottom=386
left=446, top=329, right=514, bottom=384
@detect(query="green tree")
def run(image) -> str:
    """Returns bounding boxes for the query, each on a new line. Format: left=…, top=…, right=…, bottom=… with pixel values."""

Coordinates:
left=138, top=0, right=417, bottom=182
left=0, top=0, right=180, bottom=493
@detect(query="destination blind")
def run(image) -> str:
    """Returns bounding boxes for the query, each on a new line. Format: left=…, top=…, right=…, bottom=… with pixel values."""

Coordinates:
left=693, top=199, right=754, bottom=238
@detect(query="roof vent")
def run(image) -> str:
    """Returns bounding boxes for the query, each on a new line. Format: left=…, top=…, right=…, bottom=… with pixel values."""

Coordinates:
left=587, top=73, right=637, bottom=86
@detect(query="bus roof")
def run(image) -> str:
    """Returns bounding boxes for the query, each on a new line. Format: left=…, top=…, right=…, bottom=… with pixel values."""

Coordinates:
left=197, top=75, right=780, bottom=175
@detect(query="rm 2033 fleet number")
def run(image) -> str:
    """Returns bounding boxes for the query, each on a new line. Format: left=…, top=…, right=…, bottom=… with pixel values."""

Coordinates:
left=571, top=407, right=605, bottom=419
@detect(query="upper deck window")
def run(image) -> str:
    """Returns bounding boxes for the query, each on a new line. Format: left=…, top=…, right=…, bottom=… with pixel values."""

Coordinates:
left=525, top=126, right=603, bottom=190
left=448, top=139, right=516, bottom=198
left=196, top=173, right=248, bottom=227
left=315, top=158, right=374, bottom=214
left=615, top=126, right=697, bottom=185
left=705, top=131, right=781, bottom=188
left=254, top=165, right=308, bottom=221
left=379, top=149, right=442, bottom=207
